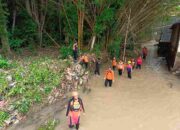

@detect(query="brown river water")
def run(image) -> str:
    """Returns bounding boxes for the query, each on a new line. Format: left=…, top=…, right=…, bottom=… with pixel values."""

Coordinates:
left=9, top=41, right=180, bottom=130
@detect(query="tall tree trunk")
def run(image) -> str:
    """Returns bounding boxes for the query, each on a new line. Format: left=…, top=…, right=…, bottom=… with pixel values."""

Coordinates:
left=12, top=9, right=16, bottom=33
left=25, top=0, right=47, bottom=47
left=58, top=0, right=62, bottom=41
left=0, top=1, right=11, bottom=56
left=90, top=35, right=96, bottom=50
left=38, top=26, right=43, bottom=47
left=78, top=0, right=85, bottom=50
left=1, top=27, right=11, bottom=56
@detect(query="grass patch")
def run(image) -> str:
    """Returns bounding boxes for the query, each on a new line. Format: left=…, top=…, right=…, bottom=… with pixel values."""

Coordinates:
left=0, top=111, right=9, bottom=127
left=0, top=57, right=70, bottom=115
left=38, top=119, right=59, bottom=130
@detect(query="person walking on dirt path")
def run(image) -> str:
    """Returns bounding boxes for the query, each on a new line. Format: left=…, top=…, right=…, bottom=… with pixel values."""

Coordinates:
left=66, top=91, right=85, bottom=130
left=142, top=47, right=148, bottom=60
left=127, top=61, right=133, bottom=79
left=73, top=41, right=78, bottom=62
left=112, top=57, right=117, bottom=70
left=104, top=67, right=115, bottom=87
left=80, top=54, right=89, bottom=69
left=131, top=58, right=136, bottom=69
left=136, top=56, right=143, bottom=69
left=117, top=60, right=124, bottom=76
left=94, top=58, right=101, bottom=75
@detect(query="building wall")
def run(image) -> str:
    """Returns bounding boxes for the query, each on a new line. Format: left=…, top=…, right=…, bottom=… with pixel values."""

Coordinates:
left=173, top=25, right=180, bottom=71
left=178, top=39, right=180, bottom=52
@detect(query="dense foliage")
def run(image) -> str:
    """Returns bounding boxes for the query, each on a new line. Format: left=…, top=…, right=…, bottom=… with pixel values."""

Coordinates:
left=0, top=0, right=178, bottom=56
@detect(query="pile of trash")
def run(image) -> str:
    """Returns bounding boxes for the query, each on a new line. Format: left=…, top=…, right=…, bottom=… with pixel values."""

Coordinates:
left=48, top=63, right=90, bottom=104
left=3, top=110, right=26, bottom=128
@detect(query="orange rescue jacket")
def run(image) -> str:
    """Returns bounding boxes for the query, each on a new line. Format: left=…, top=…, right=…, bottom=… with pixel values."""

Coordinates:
left=117, top=63, right=124, bottom=70
left=105, top=70, right=114, bottom=80
left=83, top=56, right=89, bottom=63
left=112, top=59, right=117, bottom=67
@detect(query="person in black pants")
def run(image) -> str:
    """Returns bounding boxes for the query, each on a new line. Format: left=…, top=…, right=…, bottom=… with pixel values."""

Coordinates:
left=127, top=61, right=132, bottom=79
left=105, top=79, right=113, bottom=87
left=104, top=67, right=114, bottom=87
left=94, top=58, right=100, bottom=75
left=66, top=91, right=85, bottom=130
left=73, top=42, right=78, bottom=62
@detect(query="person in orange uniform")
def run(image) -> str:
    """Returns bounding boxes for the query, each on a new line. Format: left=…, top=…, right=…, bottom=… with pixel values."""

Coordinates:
left=80, top=54, right=89, bottom=69
left=117, top=60, right=124, bottom=76
left=104, top=67, right=115, bottom=87
left=112, top=57, right=117, bottom=70
left=66, top=91, right=85, bottom=130
left=83, top=54, right=89, bottom=69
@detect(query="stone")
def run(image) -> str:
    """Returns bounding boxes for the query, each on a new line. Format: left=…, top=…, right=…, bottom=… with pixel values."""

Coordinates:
left=8, top=82, right=16, bottom=88
left=6, top=75, right=12, bottom=82
left=14, top=120, right=20, bottom=124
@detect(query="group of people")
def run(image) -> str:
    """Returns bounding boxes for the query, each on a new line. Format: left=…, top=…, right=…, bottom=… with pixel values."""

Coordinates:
left=67, top=42, right=148, bottom=130
left=103, top=47, right=148, bottom=88
left=73, top=41, right=101, bottom=75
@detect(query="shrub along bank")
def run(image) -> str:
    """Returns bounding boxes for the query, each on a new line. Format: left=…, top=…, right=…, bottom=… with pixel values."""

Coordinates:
left=0, top=56, right=75, bottom=128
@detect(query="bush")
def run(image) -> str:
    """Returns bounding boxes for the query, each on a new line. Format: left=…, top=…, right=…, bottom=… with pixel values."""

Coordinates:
left=0, top=55, right=10, bottom=69
left=59, top=45, right=72, bottom=59
left=91, top=43, right=102, bottom=57
left=9, top=38, right=24, bottom=49
left=38, top=119, right=59, bottom=130
left=0, top=111, right=9, bottom=127
left=107, top=37, right=123, bottom=59
left=14, top=98, right=31, bottom=114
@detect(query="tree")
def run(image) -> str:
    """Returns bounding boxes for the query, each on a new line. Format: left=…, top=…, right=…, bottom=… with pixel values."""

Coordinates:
left=25, top=0, right=48, bottom=47
left=0, top=0, right=11, bottom=56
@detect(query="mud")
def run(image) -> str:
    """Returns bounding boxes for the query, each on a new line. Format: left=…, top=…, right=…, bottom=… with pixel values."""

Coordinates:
left=57, top=41, right=180, bottom=130
left=8, top=41, right=180, bottom=130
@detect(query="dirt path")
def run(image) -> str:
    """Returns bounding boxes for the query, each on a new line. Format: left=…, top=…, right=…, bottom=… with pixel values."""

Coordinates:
left=57, top=42, right=180, bottom=130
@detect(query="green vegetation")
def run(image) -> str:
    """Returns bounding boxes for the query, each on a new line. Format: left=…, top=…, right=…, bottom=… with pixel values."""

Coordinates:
left=38, top=119, right=59, bottom=130
left=0, top=57, right=69, bottom=115
left=0, top=0, right=178, bottom=57
left=0, top=0, right=178, bottom=127
left=108, top=38, right=122, bottom=58
left=0, top=55, right=10, bottom=69
left=59, top=44, right=73, bottom=59
left=0, top=111, right=9, bottom=127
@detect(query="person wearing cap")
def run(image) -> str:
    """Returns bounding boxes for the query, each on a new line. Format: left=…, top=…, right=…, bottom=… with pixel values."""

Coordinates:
left=104, top=67, right=115, bottom=87
left=112, top=57, right=117, bottom=70
left=73, top=41, right=78, bottom=62
left=127, top=61, right=133, bottom=79
left=66, top=91, right=85, bottom=130
left=117, top=60, right=124, bottom=76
